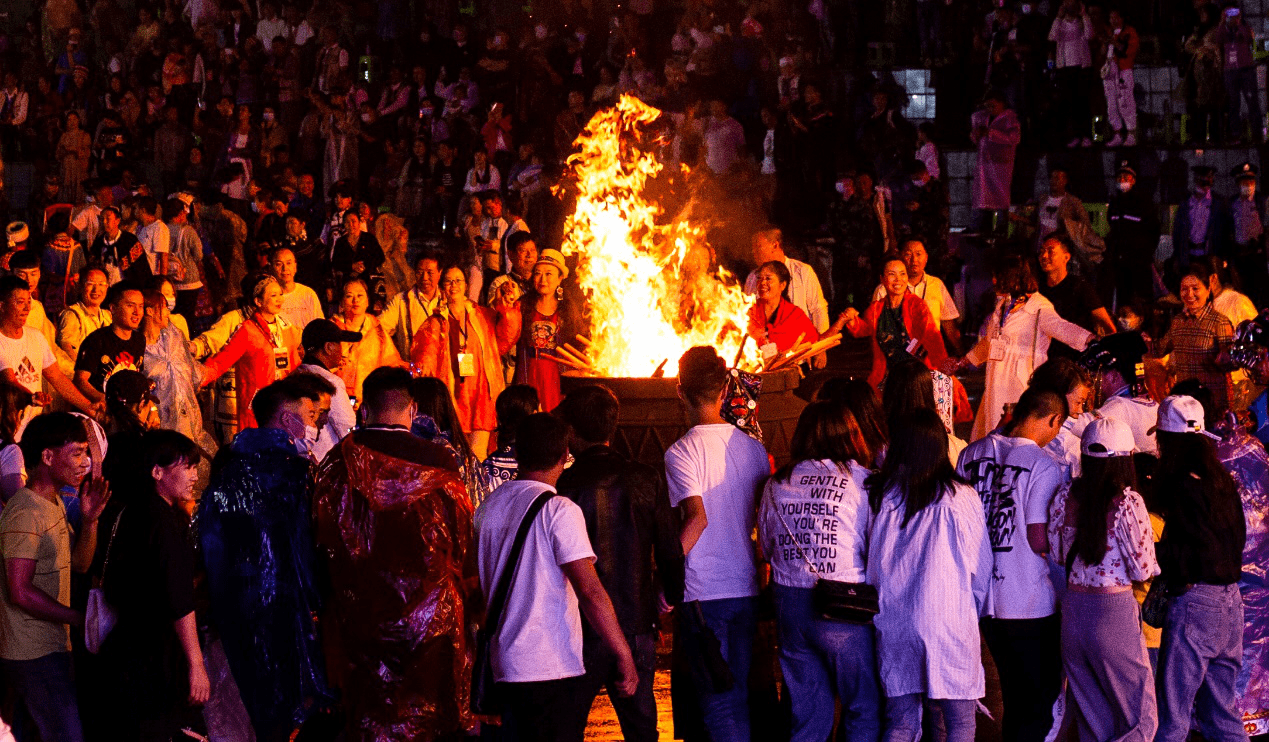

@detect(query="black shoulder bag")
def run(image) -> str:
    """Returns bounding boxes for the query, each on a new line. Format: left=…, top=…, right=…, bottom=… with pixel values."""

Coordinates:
left=773, top=500, right=879, bottom=624
left=471, top=490, right=556, bottom=715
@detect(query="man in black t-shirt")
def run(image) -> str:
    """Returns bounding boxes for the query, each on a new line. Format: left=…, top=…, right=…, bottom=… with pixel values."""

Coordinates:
left=1036, top=236, right=1116, bottom=358
left=74, top=283, right=146, bottom=402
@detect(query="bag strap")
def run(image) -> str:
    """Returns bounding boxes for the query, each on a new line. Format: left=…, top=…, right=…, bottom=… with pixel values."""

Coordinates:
left=483, top=490, right=556, bottom=637
left=768, top=491, right=821, bottom=575
left=99, top=508, right=126, bottom=591
left=1032, top=305, right=1041, bottom=369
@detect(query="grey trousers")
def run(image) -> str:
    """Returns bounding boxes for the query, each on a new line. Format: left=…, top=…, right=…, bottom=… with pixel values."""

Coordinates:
left=1060, top=590, right=1157, bottom=742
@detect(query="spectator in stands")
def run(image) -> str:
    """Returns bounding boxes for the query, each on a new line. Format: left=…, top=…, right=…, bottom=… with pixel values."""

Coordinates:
left=970, top=89, right=1021, bottom=234
left=1172, top=165, right=1229, bottom=274
left=1183, top=6, right=1224, bottom=145
left=1031, top=166, right=1103, bottom=271
left=696, top=99, right=746, bottom=176
left=1036, top=236, right=1116, bottom=358
left=1227, top=163, right=1268, bottom=306
left=1050, top=0, right=1094, bottom=147
left=895, top=160, right=950, bottom=267
left=56, top=265, right=110, bottom=363
left=1106, top=160, right=1162, bottom=307
left=1216, top=5, right=1261, bottom=144
left=1101, top=10, right=1139, bottom=147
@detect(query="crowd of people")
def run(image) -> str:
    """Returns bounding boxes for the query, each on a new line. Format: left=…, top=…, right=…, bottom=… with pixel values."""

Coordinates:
left=0, top=0, right=1264, bottom=741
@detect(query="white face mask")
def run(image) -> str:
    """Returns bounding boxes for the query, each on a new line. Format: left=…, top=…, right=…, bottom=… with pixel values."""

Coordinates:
left=360, top=113, right=371, bottom=123
left=1117, top=181, right=1132, bottom=192
left=1195, top=186, right=1210, bottom=197
left=911, top=179, right=924, bottom=188
left=1241, top=184, right=1256, bottom=198
left=262, top=111, right=275, bottom=122
left=166, top=296, right=176, bottom=311
left=535, top=25, right=548, bottom=40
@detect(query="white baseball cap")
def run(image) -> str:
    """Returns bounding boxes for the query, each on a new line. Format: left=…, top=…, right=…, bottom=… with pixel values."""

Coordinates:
left=1150, top=395, right=1220, bottom=439
left=1081, top=418, right=1136, bottom=458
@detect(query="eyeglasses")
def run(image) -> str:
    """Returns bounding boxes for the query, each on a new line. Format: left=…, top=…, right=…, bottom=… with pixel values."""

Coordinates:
left=440, top=278, right=466, bottom=287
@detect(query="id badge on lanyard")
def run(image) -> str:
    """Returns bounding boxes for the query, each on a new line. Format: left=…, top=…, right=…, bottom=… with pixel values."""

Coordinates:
left=457, top=352, right=476, bottom=377
left=273, top=346, right=289, bottom=378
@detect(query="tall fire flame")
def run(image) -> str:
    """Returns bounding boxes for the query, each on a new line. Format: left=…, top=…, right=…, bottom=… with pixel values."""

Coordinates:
left=560, top=95, right=761, bottom=378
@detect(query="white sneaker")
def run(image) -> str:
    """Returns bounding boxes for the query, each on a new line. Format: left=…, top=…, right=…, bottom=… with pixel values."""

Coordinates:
left=1107, top=132, right=1124, bottom=147
left=1124, top=132, right=1136, bottom=146
left=1081, top=138, right=1093, bottom=147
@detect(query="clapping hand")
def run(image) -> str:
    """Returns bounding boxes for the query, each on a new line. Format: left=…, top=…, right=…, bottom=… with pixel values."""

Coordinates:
left=79, top=476, right=111, bottom=525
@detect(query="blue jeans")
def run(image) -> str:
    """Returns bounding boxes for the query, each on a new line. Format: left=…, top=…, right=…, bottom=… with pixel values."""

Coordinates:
left=773, top=584, right=881, bottom=742
left=1156, top=583, right=1249, bottom=742
left=0, top=651, right=85, bottom=742
left=680, top=596, right=757, bottom=742
left=883, top=694, right=976, bottom=742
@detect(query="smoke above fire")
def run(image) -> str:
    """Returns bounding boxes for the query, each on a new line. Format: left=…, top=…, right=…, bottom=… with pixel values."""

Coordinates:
left=559, top=95, right=761, bottom=378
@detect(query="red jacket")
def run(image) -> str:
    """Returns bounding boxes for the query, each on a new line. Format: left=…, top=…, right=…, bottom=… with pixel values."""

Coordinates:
left=844, top=292, right=948, bottom=389
left=202, top=315, right=302, bottom=430
left=750, top=299, right=819, bottom=356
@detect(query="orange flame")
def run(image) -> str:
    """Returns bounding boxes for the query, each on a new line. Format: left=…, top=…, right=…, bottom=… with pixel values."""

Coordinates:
left=560, top=95, right=760, bottom=377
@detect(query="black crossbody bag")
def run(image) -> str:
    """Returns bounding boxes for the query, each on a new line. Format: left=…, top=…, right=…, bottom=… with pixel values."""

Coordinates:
left=471, top=490, right=556, bottom=715
left=773, top=499, right=879, bottom=624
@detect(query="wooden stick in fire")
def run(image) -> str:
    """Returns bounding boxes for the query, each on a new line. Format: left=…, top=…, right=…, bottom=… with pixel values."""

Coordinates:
left=764, top=332, right=808, bottom=371
left=574, top=334, right=595, bottom=350
left=560, top=343, right=594, bottom=366
left=554, top=344, right=594, bottom=371
left=774, top=334, right=842, bottom=370
left=544, top=353, right=590, bottom=372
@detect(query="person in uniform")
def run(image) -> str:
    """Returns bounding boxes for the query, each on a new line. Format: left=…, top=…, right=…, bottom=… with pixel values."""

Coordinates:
left=1170, top=165, right=1230, bottom=284
left=1228, top=162, right=1267, bottom=307
left=1105, top=160, right=1161, bottom=309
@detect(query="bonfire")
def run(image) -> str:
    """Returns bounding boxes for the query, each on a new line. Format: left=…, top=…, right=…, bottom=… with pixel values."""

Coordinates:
left=557, top=95, right=762, bottom=378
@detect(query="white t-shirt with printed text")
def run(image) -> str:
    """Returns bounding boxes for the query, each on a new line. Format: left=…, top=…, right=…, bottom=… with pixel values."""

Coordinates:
left=988, top=439, right=1068, bottom=619
left=0, top=329, right=55, bottom=394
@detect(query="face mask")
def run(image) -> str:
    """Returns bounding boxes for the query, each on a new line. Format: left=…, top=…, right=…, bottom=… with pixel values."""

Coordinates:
left=250, top=201, right=260, bottom=213
left=1195, top=186, right=1210, bottom=197
left=262, top=111, right=275, bottom=122
left=1117, top=181, right=1132, bottom=192
left=911, top=179, right=924, bottom=188
left=166, top=297, right=176, bottom=311
left=1241, top=184, right=1256, bottom=198
left=1117, top=316, right=1139, bottom=331
left=535, top=25, right=548, bottom=40
left=360, top=113, right=372, bottom=123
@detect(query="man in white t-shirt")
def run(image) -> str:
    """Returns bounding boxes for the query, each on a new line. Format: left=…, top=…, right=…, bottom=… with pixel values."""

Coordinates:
left=268, top=246, right=324, bottom=330
left=135, top=197, right=170, bottom=277
left=665, top=347, right=769, bottom=742
left=380, top=253, right=444, bottom=360
left=979, top=386, right=1069, bottom=742
left=0, top=277, right=101, bottom=426
left=476, top=412, right=636, bottom=741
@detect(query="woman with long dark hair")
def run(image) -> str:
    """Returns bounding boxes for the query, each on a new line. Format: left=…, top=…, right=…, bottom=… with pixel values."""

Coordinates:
left=817, top=376, right=888, bottom=467
left=1151, top=395, right=1249, bottom=742
left=882, top=355, right=966, bottom=463
left=758, top=401, right=881, bottom=742
left=1048, top=418, right=1159, bottom=741
left=866, top=409, right=992, bottom=742
left=407, top=376, right=493, bottom=507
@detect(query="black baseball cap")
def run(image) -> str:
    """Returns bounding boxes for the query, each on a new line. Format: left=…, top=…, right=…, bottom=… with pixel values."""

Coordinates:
left=302, top=319, right=361, bottom=350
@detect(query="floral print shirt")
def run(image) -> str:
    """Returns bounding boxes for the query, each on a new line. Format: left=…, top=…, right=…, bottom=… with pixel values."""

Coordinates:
left=1048, top=484, right=1160, bottom=588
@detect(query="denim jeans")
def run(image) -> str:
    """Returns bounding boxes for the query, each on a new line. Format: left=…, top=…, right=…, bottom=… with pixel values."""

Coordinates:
left=773, top=584, right=881, bottom=742
left=679, top=596, right=757, bottom=742
left=0, top=651, right=86, bottom=742
left=883, top=694, right=976, bottom=742
left=581, top=632, right=659, bottom=742
left=1156, top=583, right=1250, bottom=742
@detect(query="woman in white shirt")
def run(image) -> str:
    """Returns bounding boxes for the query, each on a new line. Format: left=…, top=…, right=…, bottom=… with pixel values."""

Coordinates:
left=758, top=401, right=880, bottom=742
left=865, top=408, right=992, bottom=742
left=0, top=381, right=32, bottom=500
left=1048, top=418, right=1159, bottom=742
left=1205, top=256, right=1258, bottom=328
left=947, top=254, right=1093, bottom=440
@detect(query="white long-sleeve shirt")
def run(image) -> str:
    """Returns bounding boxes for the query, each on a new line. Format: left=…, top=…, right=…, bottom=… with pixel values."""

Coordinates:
left=1048, top=16, right=1093, bottom=68
left=296, top=362, right=355, bottom=461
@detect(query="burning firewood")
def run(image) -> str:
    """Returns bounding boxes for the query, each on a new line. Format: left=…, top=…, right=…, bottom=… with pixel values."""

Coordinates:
left=767, top=334, right=843, bottom=371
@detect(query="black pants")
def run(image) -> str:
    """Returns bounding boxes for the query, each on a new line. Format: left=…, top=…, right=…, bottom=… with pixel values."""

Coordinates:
left=981, top=614, right=1063, bottom=742
left=1233, top=242, right=1269, bottom=309
left=580, top=632, right=659, bottom=742
left=498, top=675, right=591, bottom=742
left=1055, top=66, right=1092, bottom=142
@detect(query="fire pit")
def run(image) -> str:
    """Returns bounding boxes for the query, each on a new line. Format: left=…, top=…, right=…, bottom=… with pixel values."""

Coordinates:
left=561, top=368, right=806, bottom=469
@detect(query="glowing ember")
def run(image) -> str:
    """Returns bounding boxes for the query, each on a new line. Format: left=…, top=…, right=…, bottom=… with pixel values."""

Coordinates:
left=560, top=95, right=761, bottom=378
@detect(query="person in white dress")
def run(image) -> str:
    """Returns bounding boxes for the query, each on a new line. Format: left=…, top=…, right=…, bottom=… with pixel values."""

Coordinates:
left=947, top=255, right=1094, bottom=440
left=866, top=408, right=992, bottom=742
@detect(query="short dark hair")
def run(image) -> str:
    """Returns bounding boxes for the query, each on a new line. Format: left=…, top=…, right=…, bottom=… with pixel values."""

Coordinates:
left=477, top=190, right=502, bottom=204
left=414, top=250, right=441, bottom=271
left=515, top=412, right=570, bottom=471
left=1009, top=386, right=1069, bottom=430
left=287, top=371, right=338, bottom=401
left=556, top=384, right=619, bottom=444
left=0, top=276, right=29, bottom=302
left=678, top=346, right=728, bottom=407
left=144, top=429, right=202, bottom=470
left=135, top=196, right=159, bottom=217
left=8, top=250, right=38, bottom=272
left=252, top=379, right=307, bottom=426
left=163, top=197, right=187, bottom=220
left=494, top=385, right=540, bottom=441
left=506, top=231, right=535, bottom=255
left=1028, top=357, right=1090, bottom=397
left=362, top=367, right=414, bottom=415
left=106, top=280, right=142, bottom=308
left=20, top=412, right=89, bottom=470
